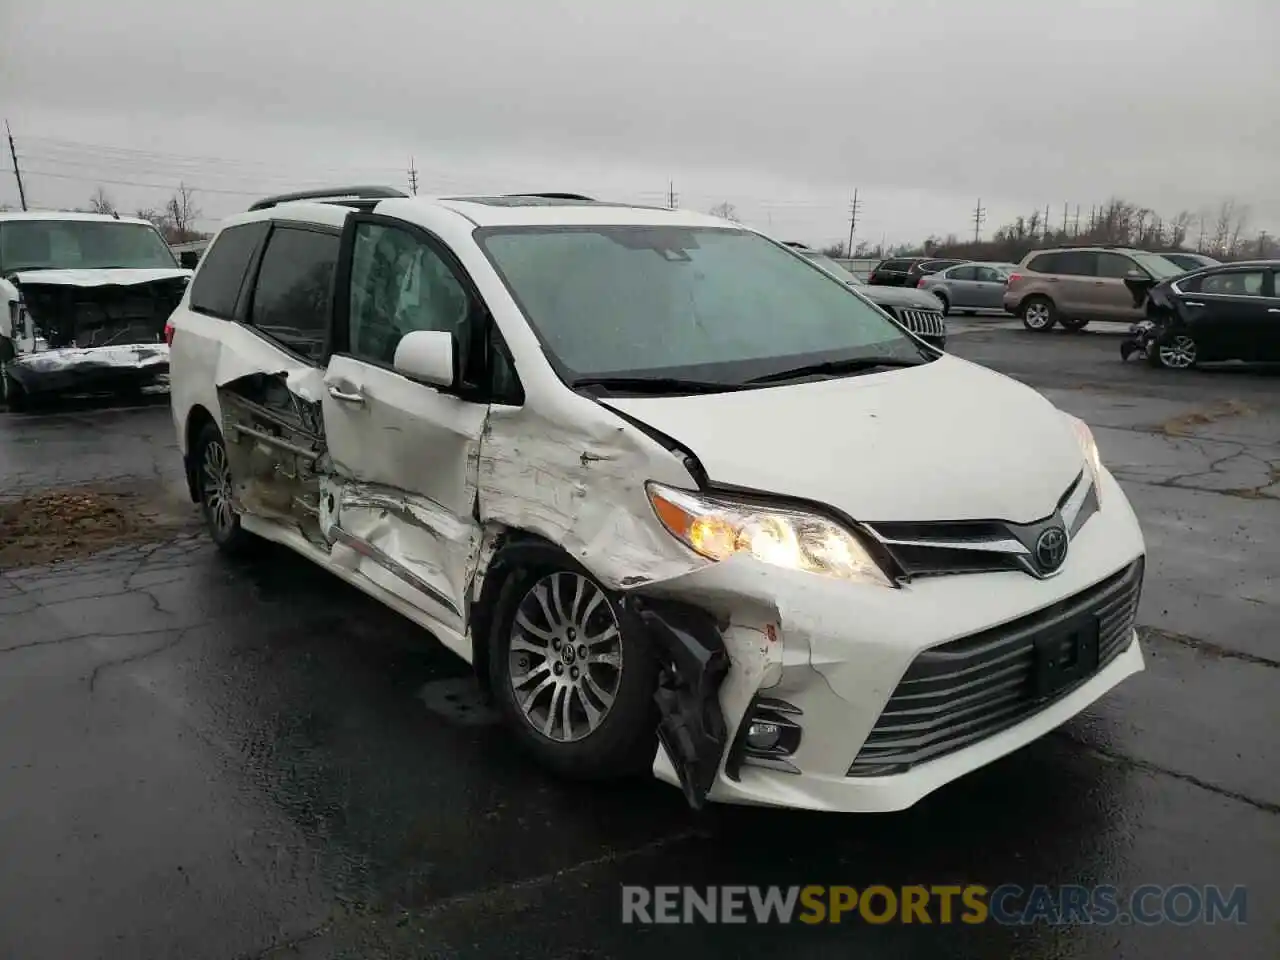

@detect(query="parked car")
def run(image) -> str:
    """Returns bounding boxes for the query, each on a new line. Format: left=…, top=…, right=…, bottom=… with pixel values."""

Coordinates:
left=0, top=211, right=192, bottom=409
left=866, top=257, right=935, bottom=286
left=905, top=258, right=969, bottom=287
left=919, top=261, right=1020, bottom=315
left=790, top=245, right=948, bottom=347
left=1159, top=252, right=1220, bottom=273
left=170, top=186, right=1146, bottom=813
left=1003, top=246, right=1185, bottom=332
left=1120, top=260, right=1280, bottom=369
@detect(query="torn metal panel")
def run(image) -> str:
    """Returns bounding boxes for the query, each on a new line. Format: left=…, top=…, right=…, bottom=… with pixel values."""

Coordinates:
left=5, top=344, right=170, bottom=396
left=13, top=270, right=189, bottom=351
left=217, top=372, right=328, bottom=547
left=477, top=403, right=709, bottom=591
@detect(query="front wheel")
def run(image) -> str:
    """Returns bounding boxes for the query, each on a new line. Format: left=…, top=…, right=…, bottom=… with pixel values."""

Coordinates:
left=489, top=565, right=658, bottom=780
left=194, top=422, right=255, bottom=554
left=0, top=336, right=25, bottom=412
left=1020, top=297, right=1057, bottom=332
left=933, top=293, right=950, bottom=316
left=1151, top=334, right=1198, bottom=370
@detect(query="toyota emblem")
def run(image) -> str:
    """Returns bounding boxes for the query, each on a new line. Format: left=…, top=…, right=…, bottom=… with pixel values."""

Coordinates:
left=1035, top=527, right=1069, bottom=573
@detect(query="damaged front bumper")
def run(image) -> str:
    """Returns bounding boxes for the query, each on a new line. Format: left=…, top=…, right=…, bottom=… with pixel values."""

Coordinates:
left=4, top=343, right=170, bottom=397
left=628, top=467, right=1146, bottom=813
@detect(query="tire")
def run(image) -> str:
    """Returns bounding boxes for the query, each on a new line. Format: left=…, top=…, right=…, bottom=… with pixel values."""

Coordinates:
left=961, top=310, right=976, bottom=316
left=488, top=562, right=658, bottom=780
left=1020, top=296, right=1057, bottom=332
left=1, top=337, right=26, bottom=412
left=1151, top=334, right=1198, bottom=370
left=1059, top=316, right=1090, bottom=332
left=193, top=422, right=256, bottom=555
left=933, top=292, right=950, bottom=316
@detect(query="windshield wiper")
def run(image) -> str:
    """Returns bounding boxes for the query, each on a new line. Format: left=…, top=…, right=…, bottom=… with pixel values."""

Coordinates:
left=745, top=355, right=926, bottom=385
left=570, top=376, right=741, bottom=395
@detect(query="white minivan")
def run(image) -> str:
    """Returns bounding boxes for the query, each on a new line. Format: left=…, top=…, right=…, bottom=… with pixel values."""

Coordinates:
left=168, top=188, right=1146, bottom=812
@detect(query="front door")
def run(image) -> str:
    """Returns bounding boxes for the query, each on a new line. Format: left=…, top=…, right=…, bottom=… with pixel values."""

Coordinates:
left=320, top=217, right=491, bottom=646
left=972, top=265, right=1008, bottom=308
left=1180, top=268, right=1272, bottom=361
left=1093, top=252, right=1147, bottom=321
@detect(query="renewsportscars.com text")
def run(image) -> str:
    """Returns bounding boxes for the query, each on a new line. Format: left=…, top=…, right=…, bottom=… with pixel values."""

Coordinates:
left=621, top=884, right=1248, bottom=926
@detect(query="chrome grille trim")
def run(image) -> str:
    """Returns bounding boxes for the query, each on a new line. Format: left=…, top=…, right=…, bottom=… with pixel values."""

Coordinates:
left=847, top=558, right=1144, bottom=776
left=892, top=308, right=946, bottom=336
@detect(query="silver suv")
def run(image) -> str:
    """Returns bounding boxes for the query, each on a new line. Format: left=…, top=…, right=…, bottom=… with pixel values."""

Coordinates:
left=1003, top=246, right=1185, bottom=332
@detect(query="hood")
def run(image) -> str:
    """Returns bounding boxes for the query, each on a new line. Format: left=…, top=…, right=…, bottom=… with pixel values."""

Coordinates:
left=11, top=269, right=191, bottom=350
left=856, top=284, right=943, bottom=311
left=602, top=355, right=1082, bottom=524
left=8, top=267, right=192, bottom=287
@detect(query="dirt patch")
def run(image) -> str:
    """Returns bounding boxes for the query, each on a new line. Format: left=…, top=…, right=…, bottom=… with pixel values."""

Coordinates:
left=1160, top=399, right=1255, bottom=436
left=0, top=487, right=198, bottom=570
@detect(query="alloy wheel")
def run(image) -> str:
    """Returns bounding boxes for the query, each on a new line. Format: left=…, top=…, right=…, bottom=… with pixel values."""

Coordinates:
left=1158, top=335, right=1197, bottom=369
left=1024, top=302, right=1052, bottom=330
left=200, top=438, right=236, bottom=537
left=507, top=571, right=624, bottom=743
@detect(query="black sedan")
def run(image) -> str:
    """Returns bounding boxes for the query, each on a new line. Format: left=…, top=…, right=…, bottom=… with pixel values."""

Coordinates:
left=1122, top=260, right=1280, bottom=369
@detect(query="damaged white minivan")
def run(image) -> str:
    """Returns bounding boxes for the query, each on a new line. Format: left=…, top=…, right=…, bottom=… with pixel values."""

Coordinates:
left=168, top=187, right=1146, bottom=812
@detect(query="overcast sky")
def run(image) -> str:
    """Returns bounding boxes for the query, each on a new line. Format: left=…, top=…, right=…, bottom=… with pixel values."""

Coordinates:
left=3, top=0, right=1277, bottom=248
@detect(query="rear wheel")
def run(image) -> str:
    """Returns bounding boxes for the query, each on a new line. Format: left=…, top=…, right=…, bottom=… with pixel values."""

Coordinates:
left=0, top=337, right=26, bottom=412
left=1059, top=316, right=1090, bottom=332
left=1020, top=297, right=1057, bottom=332
left=194, top=422, right=255, bottom=554
left=489, top=564, right=658, bottom=780
left=933, top=292, right=950, bottom=316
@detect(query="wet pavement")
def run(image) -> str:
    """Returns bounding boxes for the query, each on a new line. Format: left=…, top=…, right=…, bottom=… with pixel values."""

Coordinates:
left=0, top=331, right=1276, bottom=959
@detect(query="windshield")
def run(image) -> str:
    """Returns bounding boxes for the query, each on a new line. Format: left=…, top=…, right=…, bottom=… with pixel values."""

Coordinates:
left=477, top=225, right=923, bottom=385
left=800, top=251, right=854, bottom=278
left=1132, top=252, right=1186, bottom=280
left=0, top=220, right=178, bottom=273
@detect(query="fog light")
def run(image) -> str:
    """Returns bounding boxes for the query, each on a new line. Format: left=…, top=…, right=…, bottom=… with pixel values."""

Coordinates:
left=745, top=721, right=782, bottom=751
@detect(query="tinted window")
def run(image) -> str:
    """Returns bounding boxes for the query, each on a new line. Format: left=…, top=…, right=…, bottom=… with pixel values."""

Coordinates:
left=975, top=266, right=1007, bottom=282
left=948, top=265, right=978, bottom=281
left=347, top=222, right=472, bottom=367
left=919, top=259, right=961, bottom=273
left=879, top=260, right=910, bottom=272
left=1096, top=252, right=1139, bottom=278
left=249, top=227, right=339, bottom=362
left=1054, top=251, right=1096, bottom=276
left=190, top=221, right=269, bottom=318
left=478, top=226, right=917, bottom=381
left=1196, top=271, right=1265, bottom=297
left=1027, top=253, right=1060, bottom=273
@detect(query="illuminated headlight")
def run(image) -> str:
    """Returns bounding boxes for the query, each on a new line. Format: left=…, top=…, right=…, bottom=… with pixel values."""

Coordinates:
left=646, top=482, right=891, bottom=586
left=1068, top=416, right=1104, bottom=503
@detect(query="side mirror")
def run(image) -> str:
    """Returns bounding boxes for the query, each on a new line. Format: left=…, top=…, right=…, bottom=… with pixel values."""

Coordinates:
left=393, top=329, right=457, bottom=388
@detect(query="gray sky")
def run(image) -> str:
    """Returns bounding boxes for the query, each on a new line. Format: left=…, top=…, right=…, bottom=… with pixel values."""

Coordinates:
left=3, top=0, right=1278, bottom=248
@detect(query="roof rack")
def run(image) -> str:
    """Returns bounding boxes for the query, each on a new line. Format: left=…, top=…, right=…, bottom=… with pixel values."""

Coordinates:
left=248, top=186, right=408, bottom=212
left=502, top=192, right=595, bottom=201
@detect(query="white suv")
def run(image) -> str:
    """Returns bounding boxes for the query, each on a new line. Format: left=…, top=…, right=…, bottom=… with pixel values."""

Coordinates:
left=168, top=187, right=1147, bottom=812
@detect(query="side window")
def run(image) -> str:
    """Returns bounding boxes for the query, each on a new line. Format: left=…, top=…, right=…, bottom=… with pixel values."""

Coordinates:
left=189, top=221, right=270, bottom=318
left=1027, top=253, right=1059, bottom=274
left=1198, top=271, right=1265, bottom=297
left=347, top=222, right=472, bottom=369
left=948, top=265, right=978, bottom=281
left=974, top=266, right=1004, bottom=282
left=1054, top=251, right=1096, bottom=276
left=248, top=227, right=340, bottom=363
left=1097, top=253, right=1140, bottom=279
left=881, top=260, right=908, bottom=272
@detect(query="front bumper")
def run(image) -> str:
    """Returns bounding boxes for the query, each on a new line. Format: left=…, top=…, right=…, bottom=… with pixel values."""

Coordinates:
left=635, top=466, right=1146, bottom=812
left=4, top=343, right=170, bottom=396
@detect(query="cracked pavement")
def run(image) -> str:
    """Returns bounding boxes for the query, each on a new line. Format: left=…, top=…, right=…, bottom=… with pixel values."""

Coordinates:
left=0, top=332, right=1276, bottom=959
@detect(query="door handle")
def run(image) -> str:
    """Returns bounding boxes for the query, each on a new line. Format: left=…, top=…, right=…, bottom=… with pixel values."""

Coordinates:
left=1184, top=301, right=1205, bottom=308
left=1269, top=308, right=1280, bottom=314
left=327, top=384, right=365, bottom=404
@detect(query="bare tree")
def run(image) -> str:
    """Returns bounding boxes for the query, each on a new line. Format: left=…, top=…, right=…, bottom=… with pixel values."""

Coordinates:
left=1167, top=211, right=1193, bottom=250
left=708, top=201, right=739, bottom=222
left=88, top=186, right=117, bottom=216
left=165, top=183, right=201, bottom=242
left=819, top=243, right=845, bottom=257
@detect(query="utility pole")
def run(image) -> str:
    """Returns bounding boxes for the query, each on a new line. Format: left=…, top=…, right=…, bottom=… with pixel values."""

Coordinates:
left=1073, top=205, right=1081, bottom=236
left=1197, top=215, right=1206, bottom=252
left=1259, top=230, right=1270, bottom=257
left=1088, top=205, right=1097, bottom=233
left=972, top=197, right=986, bottom=243
left=1043, top=205, right=1051, bottom=240
left=6, top=120, right=27, bottom=211
left=408, top=157, right=418, bottom=196
left=667, top=180, right=677, bottom=210
left=846, top=189, right=861, bottom=257
left=1062, top=203, right=1069, bottom=235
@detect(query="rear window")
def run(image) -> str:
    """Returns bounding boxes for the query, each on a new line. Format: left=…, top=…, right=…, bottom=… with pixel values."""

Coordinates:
left=1026, top=253, right=1060, bottom=273
left=190, top=221, right=270, bottom=318
left=879, top=260, right=910, bottom=272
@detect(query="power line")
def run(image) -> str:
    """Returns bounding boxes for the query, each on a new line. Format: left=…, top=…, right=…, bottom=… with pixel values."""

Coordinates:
left=408, top=157, right=418, bottom=196
left=20, top=168, right=270, bottom=197
left=6, top=120, right=26, bottom=211
left=846, top=189, right=862, bottom=256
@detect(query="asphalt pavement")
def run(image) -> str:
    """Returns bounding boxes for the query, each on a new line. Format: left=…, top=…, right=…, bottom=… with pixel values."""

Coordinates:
left=0, top=326, right=1276, bottom=959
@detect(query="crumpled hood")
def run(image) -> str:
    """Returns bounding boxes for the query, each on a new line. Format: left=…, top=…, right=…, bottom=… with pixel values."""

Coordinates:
left=855, top=284, right=944, bottom=311
left=601, top=355, right=1083, bottom=524
left=9, top=267, right=192, bottom=288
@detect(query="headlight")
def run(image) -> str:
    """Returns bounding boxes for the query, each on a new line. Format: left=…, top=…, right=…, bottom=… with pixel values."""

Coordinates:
left=1068, top=417, right=1104, bottom=502
left=646, top=482, right=891, bottom=586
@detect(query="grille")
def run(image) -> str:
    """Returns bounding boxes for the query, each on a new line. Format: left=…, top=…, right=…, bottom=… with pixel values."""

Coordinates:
left=847, top=558, right=1143, bottom=777
left=893, top=308, right=945, bottom=336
